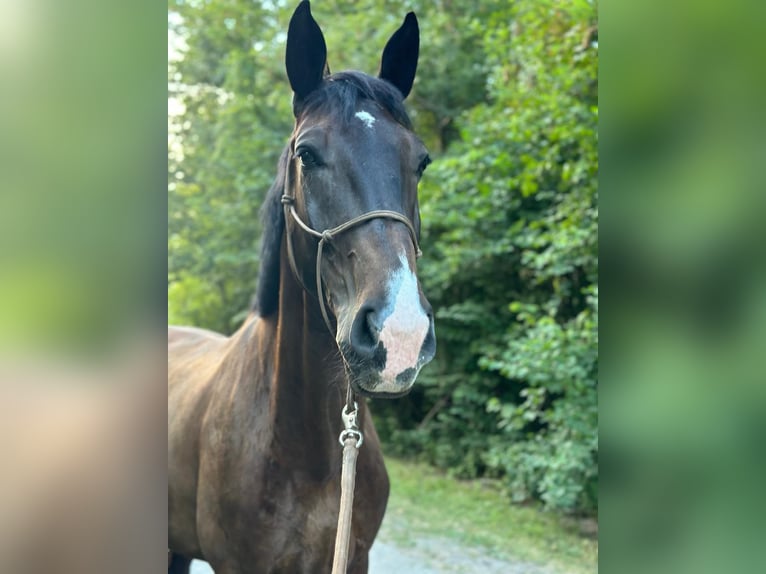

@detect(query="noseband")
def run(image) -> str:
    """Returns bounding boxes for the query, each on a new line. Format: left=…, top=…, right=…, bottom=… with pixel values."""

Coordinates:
left=280, top=193, right=422, bottom=335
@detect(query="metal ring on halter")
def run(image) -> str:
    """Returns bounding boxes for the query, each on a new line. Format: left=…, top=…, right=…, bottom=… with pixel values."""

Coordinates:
left=338, top=429, right=363, bottom=447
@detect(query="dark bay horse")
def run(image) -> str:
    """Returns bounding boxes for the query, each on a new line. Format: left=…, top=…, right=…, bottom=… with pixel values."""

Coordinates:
left=168, top=3, right=435, bottom=572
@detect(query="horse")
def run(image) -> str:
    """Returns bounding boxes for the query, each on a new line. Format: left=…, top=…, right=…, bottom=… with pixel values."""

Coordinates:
left=168, top=2, right=435, bottom=572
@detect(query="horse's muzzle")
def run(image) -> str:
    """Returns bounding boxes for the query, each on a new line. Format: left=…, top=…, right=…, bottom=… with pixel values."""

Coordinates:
left=341, top=294, right=436, bottom=398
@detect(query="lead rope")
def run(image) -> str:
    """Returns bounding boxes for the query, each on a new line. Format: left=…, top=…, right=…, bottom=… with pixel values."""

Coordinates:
left=331, top=385, right=363, bottom=574
left=280, top=192, right=421, bottom=573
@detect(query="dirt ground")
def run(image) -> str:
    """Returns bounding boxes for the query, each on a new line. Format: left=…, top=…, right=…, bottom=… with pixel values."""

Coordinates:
left=188, top=508, right=552, bottom=574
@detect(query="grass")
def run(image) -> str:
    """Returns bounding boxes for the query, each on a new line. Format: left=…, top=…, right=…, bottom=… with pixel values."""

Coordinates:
left=381, top=457, right=598, bottom=574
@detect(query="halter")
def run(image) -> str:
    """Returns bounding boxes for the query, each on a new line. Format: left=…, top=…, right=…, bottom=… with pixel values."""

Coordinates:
left=280, top=193, right=422, bottom=335
left=279, top=152, right=423, bottom=574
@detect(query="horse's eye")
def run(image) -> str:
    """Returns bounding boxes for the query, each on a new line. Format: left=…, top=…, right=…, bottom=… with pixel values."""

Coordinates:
left=296, top=148, right=319, bottom=169
left=417, top=154, right=432, bottom=177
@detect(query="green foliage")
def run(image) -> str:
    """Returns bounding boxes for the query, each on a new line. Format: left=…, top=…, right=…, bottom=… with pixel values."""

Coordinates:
left=168, top=0, right=294, bottom=332
left=484, top=290, right=598, bottom=510
left=169, top=0, right=598, bottom=513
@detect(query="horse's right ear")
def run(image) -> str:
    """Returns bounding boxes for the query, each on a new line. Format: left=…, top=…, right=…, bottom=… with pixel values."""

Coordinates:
left=286, top=1, right=327, bottom=115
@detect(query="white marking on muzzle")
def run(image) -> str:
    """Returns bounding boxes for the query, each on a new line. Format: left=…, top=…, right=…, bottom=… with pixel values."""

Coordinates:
left=377, top=254, right=429, bottom=389
left=354, top=111, right=376, bottom=129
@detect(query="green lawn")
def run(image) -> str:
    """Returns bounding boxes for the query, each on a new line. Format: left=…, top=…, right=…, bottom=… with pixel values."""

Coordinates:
left=382, top=457, right=598, bottom=574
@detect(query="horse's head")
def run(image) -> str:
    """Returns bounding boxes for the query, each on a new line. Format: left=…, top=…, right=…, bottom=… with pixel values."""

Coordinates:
left=265, top=1, right=435, bottom=398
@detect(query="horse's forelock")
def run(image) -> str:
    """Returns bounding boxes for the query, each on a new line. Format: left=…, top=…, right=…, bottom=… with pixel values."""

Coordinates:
left=298, top=71, right=412, bottom=129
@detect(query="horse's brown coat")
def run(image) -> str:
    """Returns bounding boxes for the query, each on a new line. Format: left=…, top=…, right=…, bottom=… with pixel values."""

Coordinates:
left=168, top=247, right=389, bottom=573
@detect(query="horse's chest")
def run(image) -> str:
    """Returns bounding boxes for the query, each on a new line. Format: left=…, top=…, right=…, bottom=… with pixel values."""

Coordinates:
left=280, top=473, right=343, bottom=535
left=196, top=410, right=388, bottom=571
left=234, top=472, right=343, bottom=569
left=302, top=481, right=343, bottom=534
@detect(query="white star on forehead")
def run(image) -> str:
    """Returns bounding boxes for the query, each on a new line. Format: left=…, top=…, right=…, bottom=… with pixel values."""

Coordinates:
left=354, top=111, right=376, bottom=129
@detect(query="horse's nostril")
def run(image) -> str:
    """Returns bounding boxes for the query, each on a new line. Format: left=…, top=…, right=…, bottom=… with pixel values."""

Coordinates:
left=366, top=309, right=382, bottom=339
left=350, top=306, right=381, bottom=357
left=421, top=321, right=436, bottom=359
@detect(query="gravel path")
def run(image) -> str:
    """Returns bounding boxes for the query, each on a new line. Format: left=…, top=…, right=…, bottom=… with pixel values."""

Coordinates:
left=188, top=511, right=551, bottom=574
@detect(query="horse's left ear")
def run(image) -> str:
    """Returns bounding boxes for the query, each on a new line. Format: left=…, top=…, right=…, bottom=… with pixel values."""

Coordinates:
left=286, top=1, right=328, bottom=115
left=379, top=12, right=419, bottom=99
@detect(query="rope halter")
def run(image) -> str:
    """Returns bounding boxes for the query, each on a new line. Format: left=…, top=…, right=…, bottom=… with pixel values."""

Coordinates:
left=280, top=193, right=422, bottom=335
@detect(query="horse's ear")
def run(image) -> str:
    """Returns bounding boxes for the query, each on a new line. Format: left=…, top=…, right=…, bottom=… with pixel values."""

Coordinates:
left=379, top=12, right=419, bottom=99
left=286, top=1, right=328, bottom=114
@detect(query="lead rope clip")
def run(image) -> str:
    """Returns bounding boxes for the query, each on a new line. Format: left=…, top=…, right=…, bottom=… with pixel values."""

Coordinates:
left=338, top=401, right=363, bottom=447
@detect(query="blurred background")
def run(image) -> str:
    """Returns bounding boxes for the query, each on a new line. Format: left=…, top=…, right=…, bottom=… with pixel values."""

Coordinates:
left=0, top=0, right=166, bottom=572
left=1, top=0, right=764, bottom=570
left=600, top=1, right=766, bottom=573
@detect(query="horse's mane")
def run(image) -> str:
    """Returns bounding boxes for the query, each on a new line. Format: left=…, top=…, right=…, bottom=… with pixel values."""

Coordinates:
left=252, top=71, right=413, bottom=316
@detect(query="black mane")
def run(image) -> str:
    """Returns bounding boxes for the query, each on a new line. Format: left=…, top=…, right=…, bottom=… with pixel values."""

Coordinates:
left=251, top=145, right=290, bottom=316
left=252, top=71, right=412, bottom=316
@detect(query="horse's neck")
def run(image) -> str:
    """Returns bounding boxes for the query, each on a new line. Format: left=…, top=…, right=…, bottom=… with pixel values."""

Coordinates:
left=267, top=254, right=346, bottom=475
